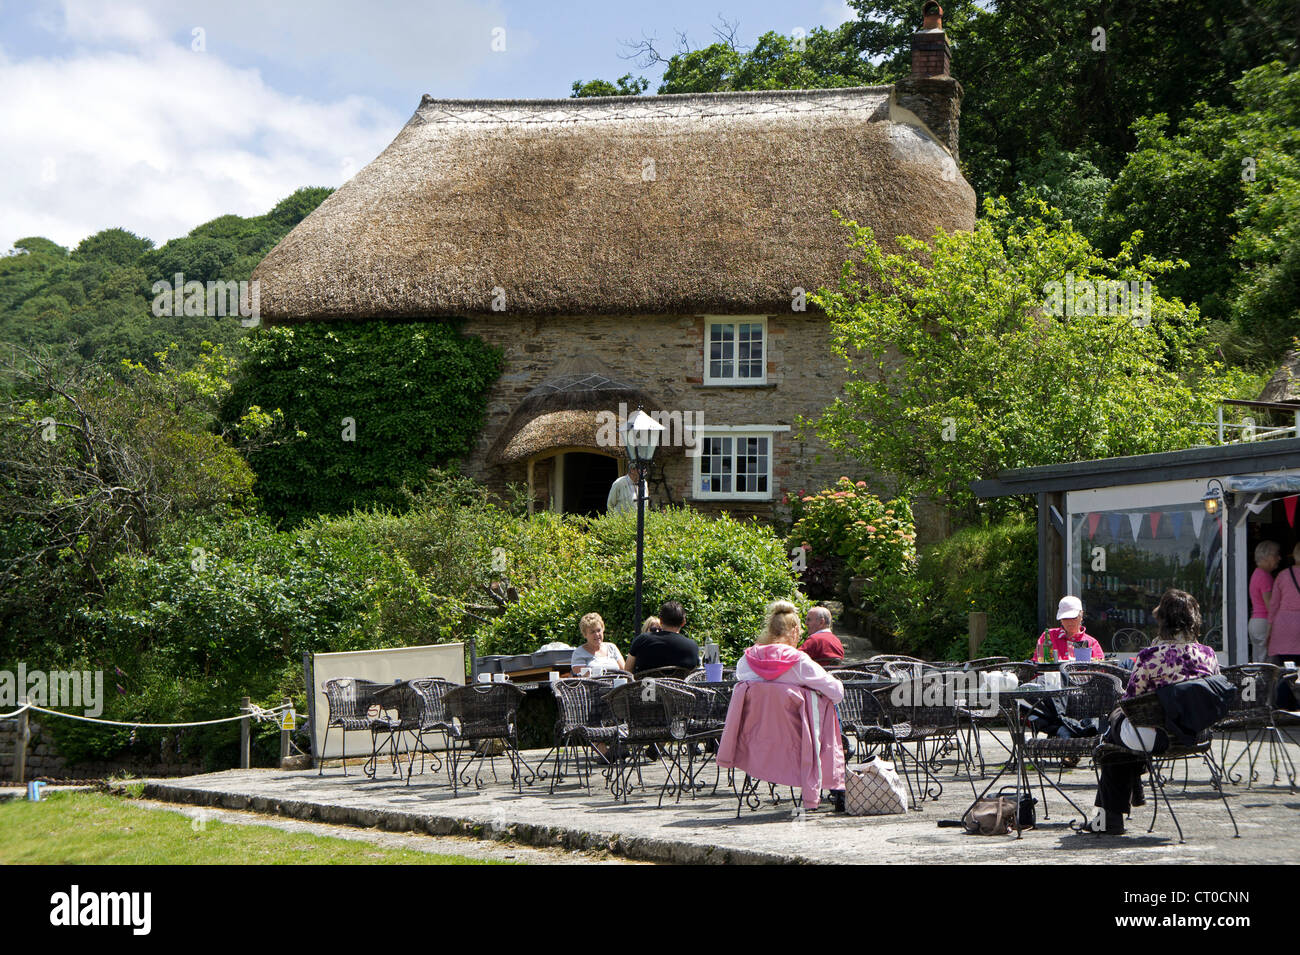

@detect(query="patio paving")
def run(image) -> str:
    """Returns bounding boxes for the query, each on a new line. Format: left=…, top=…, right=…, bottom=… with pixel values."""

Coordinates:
left=130, top=731, right=1300, bottom=864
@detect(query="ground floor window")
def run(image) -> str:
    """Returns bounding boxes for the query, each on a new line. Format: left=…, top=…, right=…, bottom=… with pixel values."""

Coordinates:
left=694, top=431, right=773, bottom=499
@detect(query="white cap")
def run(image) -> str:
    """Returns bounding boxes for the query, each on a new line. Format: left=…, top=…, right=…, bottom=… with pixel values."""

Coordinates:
left=1056, top=595, right=1083, bottom=620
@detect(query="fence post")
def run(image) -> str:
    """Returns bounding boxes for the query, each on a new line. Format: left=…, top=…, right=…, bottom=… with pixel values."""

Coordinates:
left=239, top=696, right=251, bottom=770
left=14, top=697, right=29, bottom=785
left=968, top=612, right=988, bottom=661
left=280, top=697, right=291, bottom=762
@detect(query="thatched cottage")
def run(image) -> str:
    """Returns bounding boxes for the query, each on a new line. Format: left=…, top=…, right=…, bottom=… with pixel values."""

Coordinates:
left=253, top=4, right=976, bottom=537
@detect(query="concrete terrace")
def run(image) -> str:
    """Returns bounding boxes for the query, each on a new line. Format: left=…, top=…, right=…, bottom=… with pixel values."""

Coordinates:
left=129, top=732, right=1299, bottom=864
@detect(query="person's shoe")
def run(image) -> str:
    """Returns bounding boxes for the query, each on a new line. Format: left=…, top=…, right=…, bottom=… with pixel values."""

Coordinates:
left=1079, top=809, right=1126, bottom=835
left=829, top=789, right=847, bottom=813
left=1131, top=779, right=1146, bottom=807
left=1061, top=755, right=1081, bottom=769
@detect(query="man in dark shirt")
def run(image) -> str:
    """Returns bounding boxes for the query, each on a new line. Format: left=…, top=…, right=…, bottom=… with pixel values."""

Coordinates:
left=626, top=600, right=699, bottom=673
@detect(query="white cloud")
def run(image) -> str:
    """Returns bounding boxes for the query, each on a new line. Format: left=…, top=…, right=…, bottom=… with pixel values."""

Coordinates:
left=821, top=1, right=859, bottom=27
left=0, top=38, right=401, bottom=251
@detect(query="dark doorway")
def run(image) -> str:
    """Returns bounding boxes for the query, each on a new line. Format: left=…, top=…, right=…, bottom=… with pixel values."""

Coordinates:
left=562, top=453, right=619, bottom=516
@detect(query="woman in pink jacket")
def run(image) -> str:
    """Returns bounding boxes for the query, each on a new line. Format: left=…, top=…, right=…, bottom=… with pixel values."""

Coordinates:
left=736, top=601, right=846, bottom=703
left=725, top=600, right=846, bottom=810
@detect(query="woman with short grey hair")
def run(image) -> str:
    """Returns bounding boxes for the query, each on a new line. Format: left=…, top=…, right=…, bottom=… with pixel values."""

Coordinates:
left=1250, top=540, right=1281, bottom=663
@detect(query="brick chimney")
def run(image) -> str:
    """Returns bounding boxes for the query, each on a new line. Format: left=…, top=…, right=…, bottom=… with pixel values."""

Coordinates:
left=894, top=1, right=963, bottom=161
left=910, top=1, right=951, bottom=77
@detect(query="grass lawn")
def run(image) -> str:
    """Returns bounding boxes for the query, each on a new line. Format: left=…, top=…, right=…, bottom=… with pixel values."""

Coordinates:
left=0, top=791, right=503, bottom=865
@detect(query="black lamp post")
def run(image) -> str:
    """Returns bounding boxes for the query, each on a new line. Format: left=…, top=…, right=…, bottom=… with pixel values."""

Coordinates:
left=623, top=407, right=663, bottom=637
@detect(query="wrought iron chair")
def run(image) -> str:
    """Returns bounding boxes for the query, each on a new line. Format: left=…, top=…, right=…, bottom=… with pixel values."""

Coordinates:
left=404, top=677, right=455, bottom=785
left=442, top=683, right=532, bottom=796
left=319, top=677, right=386, bottom=776
left=834, top=678, right=897, bottom=764
left=875, top=674, right=962, bottom=808
left=634, top=666, right=695, bottom=681
left=1020, top=668, right=1124, bottom=821
left=602, top=677, right=699, bottom=805
left=1117, top=689, right=1239, bottom=843
left=964, top=656, right=1011, bottom=669
left=548, top=678, right=622, bottom=794
left=1216, top=664, right=1295, bottom=790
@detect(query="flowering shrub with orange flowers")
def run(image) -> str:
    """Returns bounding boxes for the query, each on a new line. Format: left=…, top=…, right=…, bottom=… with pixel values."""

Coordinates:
left=788, top=478, right=918, bottom=611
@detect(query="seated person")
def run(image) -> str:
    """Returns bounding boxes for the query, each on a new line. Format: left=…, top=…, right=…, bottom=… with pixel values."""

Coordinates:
left=730, top=600, right=845, bottom=810
left=1033, top=596, right=1104, bottom=662
left=1084, top=589, right=1221, bottom=835
left=569, top=612, right=625, bottom=675
left=641, top=615, right=661, bottom=633
left=625, top=601, right=699, bottom=674
left=799, top=606, right=844, bottom=666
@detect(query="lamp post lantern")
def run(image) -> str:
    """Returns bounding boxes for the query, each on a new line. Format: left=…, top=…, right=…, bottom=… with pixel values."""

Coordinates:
left=623, top=407, right=664, bottom=637
left=1201, top=479, right=1226, bottom=517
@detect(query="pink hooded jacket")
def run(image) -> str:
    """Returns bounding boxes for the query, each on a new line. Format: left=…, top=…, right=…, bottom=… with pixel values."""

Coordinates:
left=718, top=645, right=845, bottom=809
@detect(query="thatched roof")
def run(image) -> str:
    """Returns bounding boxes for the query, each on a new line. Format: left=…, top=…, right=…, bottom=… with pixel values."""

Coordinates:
left=253, top=87, right=976, bottom=321
left=488, top=353, right=666, bottom=464
left=1259, top=351, right=1300, bottom=403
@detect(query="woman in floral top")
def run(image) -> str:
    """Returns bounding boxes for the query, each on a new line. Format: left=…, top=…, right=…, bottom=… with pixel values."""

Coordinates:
left=1122, top=636, right=1220, bottom=700
left=1084, top=590, right=1219, bottom=835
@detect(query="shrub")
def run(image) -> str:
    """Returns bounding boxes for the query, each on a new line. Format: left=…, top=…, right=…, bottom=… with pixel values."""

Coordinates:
left=63, top=513, right=436, bottom=766
left=480, top=507, right=807, bottom=664
left=897, top=517, right=1039, bottom=661
left=788, top=478, right=918, bottom=613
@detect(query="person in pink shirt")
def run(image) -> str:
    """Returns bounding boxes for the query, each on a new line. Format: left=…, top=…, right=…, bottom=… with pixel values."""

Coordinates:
left=1249, top=541, right=1280, bottom=662
left=1267, top=543, right=1300, bottom=665
left=1032, top=596, right=1104, bottom=662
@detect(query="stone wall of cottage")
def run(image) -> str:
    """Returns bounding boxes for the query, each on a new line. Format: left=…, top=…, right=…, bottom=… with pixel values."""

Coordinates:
left=459, top=312, right=950, bottom=544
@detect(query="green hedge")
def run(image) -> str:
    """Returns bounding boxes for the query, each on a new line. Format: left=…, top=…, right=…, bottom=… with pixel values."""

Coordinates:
left=480, top=507, right=808, bottom=665
left=62, top=513, right=437, bottom=767
left=897, top=517, right=1039, bottom=661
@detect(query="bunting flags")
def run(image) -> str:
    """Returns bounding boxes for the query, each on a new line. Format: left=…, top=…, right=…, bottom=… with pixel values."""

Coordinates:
left=1149, top=511, right=1162, bottom=538
left=1286, top=495, right=1298, bottom=527
left=1128, top=512, right=1144, bottom=541
left=1108, top=513, right=1123, bottom=540
left=1169, top=511, right=1185, bottom=539
left=1191, top=509, right=1205, bottom=539
left=1088, top=512, right=1101, bottom=538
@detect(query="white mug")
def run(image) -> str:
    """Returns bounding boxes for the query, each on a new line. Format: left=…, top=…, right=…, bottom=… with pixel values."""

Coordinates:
left=548, top=671, right=560, bottom=683
left=493, top=672, right=507, bottom=684
left=476, top=673, right=491, bottom=684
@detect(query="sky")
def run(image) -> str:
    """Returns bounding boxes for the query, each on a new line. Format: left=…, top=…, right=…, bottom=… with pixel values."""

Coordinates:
left=0, top=0, right=859, bottom=252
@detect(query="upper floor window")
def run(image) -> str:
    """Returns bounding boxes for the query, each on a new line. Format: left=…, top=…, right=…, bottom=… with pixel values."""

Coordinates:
left=705, top=317, right=766, bottom=385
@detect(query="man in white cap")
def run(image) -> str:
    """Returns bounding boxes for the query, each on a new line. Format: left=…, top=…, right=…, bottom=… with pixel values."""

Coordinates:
left=1033, top=596, right=1104, bottom=663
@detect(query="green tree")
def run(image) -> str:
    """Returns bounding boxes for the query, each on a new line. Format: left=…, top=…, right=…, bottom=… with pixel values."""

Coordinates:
left=1102, top=62, right=1300, bottom=366
left=809, top=199, right=1258, bottom=526
left=570, top=73, right=649, bottom=97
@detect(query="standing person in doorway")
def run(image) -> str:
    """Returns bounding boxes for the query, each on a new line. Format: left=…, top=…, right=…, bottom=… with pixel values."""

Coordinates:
left=1268, top=543, right=1300, bottom=709
left=1250, top=540, right=1281, bottom=663
left=606, top=466, right=648, bottom=516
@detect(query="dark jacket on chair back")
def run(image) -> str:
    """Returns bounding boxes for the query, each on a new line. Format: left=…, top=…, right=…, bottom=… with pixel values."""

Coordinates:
left=1155, top=675, right=1234, bottom=747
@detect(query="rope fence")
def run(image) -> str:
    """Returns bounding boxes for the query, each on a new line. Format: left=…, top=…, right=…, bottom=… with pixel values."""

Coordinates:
left=1, top=695, right=304, bottom=787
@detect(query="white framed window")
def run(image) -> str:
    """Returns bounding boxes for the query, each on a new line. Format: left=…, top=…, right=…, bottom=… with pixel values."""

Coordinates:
left=692, top=426, right=788, bottom=500
left=704, top=317, right=767, bottom=385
